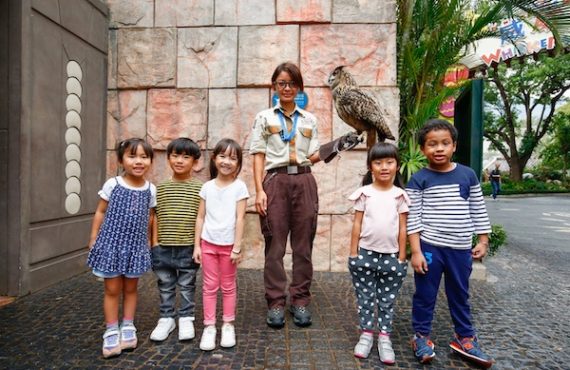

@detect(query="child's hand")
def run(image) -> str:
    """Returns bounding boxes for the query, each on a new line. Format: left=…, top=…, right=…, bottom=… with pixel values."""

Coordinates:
left=472, top=241, right=488, bottom=260
left=193, top=247, right=202, bottom=264
left=230, top=250, right=241, bottom=264
left=411, top=252, right=428, bottom=274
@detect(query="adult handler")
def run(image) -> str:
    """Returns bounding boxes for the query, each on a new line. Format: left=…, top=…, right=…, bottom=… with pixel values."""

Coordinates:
left=250, top=62, right=355, bottom=328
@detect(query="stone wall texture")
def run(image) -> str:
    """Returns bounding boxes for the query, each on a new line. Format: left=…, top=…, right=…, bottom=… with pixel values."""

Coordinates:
left=106, top=0, right=398, bottom=272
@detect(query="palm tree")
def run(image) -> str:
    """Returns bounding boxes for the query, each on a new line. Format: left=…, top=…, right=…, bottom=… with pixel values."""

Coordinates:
left=397, top=0, right=570, bottom=179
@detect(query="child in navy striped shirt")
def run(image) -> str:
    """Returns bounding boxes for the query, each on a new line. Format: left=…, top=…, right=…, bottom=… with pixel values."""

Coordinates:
left=406, top=119, right=494, bottom=368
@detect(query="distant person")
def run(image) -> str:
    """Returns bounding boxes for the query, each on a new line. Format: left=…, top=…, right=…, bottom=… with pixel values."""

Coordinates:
left=150, top=138, right=202, bottom=343
left=193, top=139, right=249, bottom=351
left=347, top=142, right=409, bottom=364
left=490, top=162, right=501, bottom=200
left=406, top=120, right=494, bottom=368
left=87, top=138, right=156, bottom=358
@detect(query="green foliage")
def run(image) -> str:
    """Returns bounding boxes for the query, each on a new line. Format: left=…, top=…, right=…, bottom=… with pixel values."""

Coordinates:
left=539, top=112, right=570, bottom=179
left=481, top=178, right=570, bottom=195
left=473, top=224, right=507, bottom=257
left=399, top=138, right=427, bottom=182
left=484, top=53, right=570, bottom=180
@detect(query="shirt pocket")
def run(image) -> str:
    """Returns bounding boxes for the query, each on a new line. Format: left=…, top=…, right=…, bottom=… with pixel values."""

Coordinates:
left=459, top=184, right=470, bottom=200
left=296, top=126, right=313, bottom=152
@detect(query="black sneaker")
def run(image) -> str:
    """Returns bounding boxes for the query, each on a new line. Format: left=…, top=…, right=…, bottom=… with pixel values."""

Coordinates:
left=289, top=305, right=312, bottom=327
left=266, top=307, right=285, bottom=328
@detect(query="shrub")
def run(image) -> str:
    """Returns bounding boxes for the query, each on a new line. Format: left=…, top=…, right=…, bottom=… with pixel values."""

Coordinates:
left=472, top=224, right=507, bottom=257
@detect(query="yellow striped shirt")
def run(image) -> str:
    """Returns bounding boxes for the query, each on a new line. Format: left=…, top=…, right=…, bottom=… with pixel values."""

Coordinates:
left=156, top=179, right=202, bottom=246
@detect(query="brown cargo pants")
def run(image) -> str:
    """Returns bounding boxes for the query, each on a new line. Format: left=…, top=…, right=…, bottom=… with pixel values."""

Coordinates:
left=260, top=171, right=318, bottom=309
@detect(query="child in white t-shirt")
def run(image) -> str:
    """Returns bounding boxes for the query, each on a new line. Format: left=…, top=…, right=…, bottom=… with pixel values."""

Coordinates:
left=193, top=138, right=249, bottom=351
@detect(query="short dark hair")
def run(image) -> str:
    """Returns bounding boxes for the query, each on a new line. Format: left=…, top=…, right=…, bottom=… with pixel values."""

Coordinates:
left=362, top=142, right=403, bottom=188
left=271, top=62, right=304, bottom=91
left=166, top=137, right=201, bottom=160
left=116, top=138, right=154, bottom=163
left=209, top=138, right=243, bottom=179
left=418, top=119, right=458, bottom=147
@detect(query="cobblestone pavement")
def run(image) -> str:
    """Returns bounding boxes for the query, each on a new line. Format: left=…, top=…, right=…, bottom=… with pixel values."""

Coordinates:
left=1, top=256, right=566, bottom=369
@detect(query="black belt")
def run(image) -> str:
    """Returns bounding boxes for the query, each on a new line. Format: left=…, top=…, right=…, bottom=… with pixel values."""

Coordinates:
left=268, top=165, right=311, bottom=175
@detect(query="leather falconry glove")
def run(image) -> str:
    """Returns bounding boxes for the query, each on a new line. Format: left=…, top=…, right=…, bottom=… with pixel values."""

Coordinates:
left=319, top=131, right=362, bottom=164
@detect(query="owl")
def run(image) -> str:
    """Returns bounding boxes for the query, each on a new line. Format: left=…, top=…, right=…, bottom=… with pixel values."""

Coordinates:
left=328, top=66, right=395, bottom=148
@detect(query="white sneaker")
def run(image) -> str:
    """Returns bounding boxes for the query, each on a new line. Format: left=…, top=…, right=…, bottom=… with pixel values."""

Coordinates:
left=199, top=325, right=217, bottom=351
left=150, top=317, right=176, bottom=342
left=178, top=317, right=195, bottom=341
left=354, top=332, right=373, bottom=358
left=220, top=323, right=236, bottom=348
left=378, top=334, right=395, bottom=364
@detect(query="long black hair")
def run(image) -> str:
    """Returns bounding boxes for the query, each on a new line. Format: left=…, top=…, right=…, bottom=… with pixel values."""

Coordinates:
left=116, top=138, right=154, bottom=163
left=362, top=142, right=403, bottom=188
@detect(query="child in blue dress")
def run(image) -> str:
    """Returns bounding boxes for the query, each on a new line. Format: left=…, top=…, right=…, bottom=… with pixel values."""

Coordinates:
left=87, top=138, right=156, bottom=358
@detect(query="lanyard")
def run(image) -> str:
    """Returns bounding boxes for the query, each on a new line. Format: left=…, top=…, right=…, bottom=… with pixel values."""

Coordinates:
left=277, top=110, right=298, bottom=143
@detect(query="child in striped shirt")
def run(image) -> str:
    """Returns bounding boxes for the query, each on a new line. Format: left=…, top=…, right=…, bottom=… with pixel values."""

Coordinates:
left=407, top=119, right=494, bottom=368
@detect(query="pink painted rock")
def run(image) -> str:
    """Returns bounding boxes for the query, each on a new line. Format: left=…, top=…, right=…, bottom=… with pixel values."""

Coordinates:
left=177, top=27, right=238, bottom=88
left=313, top=215, right=332, bottom=271
left=333, top=0, right=396, bottom=23
left=117, top=29, right=176, bottom=88
left=330, top=214, right=353, bottom=272
left=238, top=25, right=299, bottom=86
left=208, top=88, right=269, bottom=150
left=107, top=0, right=154, bottom=28
left=215, top=0, right=275, bottom=25
left=106, top=90, right=147, bottom=150
left=305, top=87, right=333, bottom=144
left=155, top=0, right=214, bottom=27
left=313, top=150, right=367, bottom=214
left=239, top=214, right=266, bottom=269
left=276, top=0, right=331, bottom=23
left=301, top=24, right=397, bottom=87
left=147, top=89, right=208, bottom=149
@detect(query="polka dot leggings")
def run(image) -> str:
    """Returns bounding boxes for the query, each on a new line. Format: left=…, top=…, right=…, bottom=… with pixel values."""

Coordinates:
left=348, top=248, right=407, bottom=333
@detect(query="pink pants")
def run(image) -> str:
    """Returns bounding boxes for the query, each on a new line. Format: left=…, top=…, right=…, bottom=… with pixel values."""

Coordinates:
left=201, top=239, right=237, bottom=326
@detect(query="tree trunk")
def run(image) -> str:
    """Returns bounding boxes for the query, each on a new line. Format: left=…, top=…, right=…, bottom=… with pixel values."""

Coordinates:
left=509, top=159, right=523, bottom=181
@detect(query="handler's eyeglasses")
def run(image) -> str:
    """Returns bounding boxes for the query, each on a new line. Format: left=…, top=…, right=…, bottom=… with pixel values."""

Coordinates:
left=275, top=80, right=297, bottom=89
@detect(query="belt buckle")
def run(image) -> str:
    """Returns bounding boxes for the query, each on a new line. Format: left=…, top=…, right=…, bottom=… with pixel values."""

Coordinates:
left=287, top=165, right=298, bottom=175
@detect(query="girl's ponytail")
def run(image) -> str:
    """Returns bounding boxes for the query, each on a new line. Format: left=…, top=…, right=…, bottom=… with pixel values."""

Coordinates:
left=362, top=171, right=373, bottom=186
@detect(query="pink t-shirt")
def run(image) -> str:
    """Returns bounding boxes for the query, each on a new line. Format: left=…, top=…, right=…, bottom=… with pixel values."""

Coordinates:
left=348, top=185, right=410, bottom=254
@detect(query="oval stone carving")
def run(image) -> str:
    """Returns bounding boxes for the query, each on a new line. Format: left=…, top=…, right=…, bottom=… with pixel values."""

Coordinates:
left=65, top=127, right=81, bottom=145
left=66, top=60, right=83, bottom=81
left=65, top=160, right=81, bottom=178
left=66, top=94, right=82, bottom=113
left=65, top=193, right=81, bottom=214
left=65, top=177, right=82, bottom=195
left=66, top=77, right=82, bottom=96
left=65, top=111, right=82, bottom=129
left=65, top=144, right=81, bottom=162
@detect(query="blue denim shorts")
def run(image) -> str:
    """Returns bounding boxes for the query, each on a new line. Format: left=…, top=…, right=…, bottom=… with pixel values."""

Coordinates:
left=92, top=269, right=143, bottom=279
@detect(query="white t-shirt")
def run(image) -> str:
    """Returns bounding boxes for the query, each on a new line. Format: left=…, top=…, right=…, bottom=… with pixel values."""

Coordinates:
left=199, top=178, right=250, bottom=245
left=348, top=185, right=409, bottom=254
left=98, top=176, right=157, bottom=208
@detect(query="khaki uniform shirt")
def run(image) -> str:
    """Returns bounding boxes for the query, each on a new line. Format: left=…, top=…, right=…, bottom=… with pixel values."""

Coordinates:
left=250, top=103, right=320, bottom=170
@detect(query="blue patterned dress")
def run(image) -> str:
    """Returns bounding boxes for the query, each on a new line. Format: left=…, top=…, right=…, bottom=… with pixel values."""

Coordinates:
left=87, top=178, right=153, bottom=276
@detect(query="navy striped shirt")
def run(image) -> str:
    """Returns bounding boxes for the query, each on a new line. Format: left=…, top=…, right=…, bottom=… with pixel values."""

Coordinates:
left=406, top=164, right=491, bottom=249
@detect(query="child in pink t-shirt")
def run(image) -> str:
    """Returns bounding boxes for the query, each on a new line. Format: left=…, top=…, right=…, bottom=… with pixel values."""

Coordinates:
left=348, top=142, right=410, bottom=364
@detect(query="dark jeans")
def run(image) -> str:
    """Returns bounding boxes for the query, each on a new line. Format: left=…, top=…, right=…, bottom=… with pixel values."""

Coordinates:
left=260, top=171, right=318, bottom=308
left=491, top=181, right=500, bottom=199
left=151, top=245, right=199, bottom=318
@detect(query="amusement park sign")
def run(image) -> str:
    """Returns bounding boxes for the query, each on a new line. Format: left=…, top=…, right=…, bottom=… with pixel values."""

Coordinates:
left=460, top=17, right=556, bottom=69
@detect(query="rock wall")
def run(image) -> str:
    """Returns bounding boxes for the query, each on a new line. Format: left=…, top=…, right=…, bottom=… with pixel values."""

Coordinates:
left=106, top=0, right=399, bottom=271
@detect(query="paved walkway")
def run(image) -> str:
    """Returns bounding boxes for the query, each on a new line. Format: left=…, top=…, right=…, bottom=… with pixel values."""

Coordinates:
left=1, top=196, right=569, bottom=369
